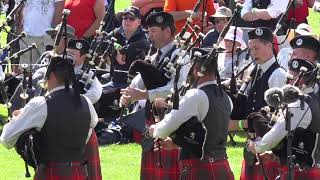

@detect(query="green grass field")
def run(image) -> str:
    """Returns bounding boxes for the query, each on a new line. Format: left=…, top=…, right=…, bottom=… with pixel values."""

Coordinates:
left=0, top=1, right=319, bottom=180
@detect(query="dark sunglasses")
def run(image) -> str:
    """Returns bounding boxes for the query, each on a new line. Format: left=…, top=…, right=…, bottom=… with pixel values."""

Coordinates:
left=122, top=16, right=136, bottom=21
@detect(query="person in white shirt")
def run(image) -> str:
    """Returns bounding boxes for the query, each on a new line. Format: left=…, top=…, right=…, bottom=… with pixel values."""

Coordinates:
left=248, top=35, right=320, bottom=179
left=149, top=47, right=235, bottom=179
left=0, top=55, right=98, bottom=179
left=67, top=39, right=102, bottom=104
left=235, top=27, right=287, bottom=180
left=15, top=0, right=64, bottom=71
left=120, top=11, right=189, bottom=179
left=241, top=0, right=289, bottom=31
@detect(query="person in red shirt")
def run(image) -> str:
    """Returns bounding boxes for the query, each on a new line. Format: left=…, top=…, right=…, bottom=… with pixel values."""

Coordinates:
left=164, top=0, right=216, bottom=34
left=285, top=0, right=315, bottom=30
left=64, top=0, right=105, bottom=40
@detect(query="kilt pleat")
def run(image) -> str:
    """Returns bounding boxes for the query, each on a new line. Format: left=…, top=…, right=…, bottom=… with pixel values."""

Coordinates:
left=84, top=131, right=102, bottom=180
left=34, top=162, right=87, bottom=180
left=240, top=159, right=280, bottom=180
left=279, top=166, right=320, bottom=180
left=141, top=148, right=180, bottom=180
left=179, top=158, right=234, bottom=180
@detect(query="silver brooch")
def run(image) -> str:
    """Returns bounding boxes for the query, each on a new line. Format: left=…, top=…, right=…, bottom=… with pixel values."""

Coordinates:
left=292, top=60, right=299, bottom=69
left=76, top=42, right=82, bottom=49
left=296, top=39, right=303, bottom=46
left=156, top=16, right=163, bottom=23
left=255, top=28, right=263, bottom=36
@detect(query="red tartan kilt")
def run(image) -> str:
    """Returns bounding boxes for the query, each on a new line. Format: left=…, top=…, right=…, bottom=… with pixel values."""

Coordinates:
left=34, top=162, right=87, bottom=180
left=84, top=131, right=102, bottom=180
left=279, top=166, right=320, bottom=180
left=179, top=158, right=234, bottom=180
left=240, top=159, right=280, bottom=180
left=141, top=148, right=180, bottom=180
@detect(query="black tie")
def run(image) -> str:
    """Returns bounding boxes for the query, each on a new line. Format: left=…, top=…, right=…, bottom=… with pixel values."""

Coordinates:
left=256, top=66, right=262, bottom=79
left=251, top=66, right=262, bottom=88
left=154, top=50, right=162, bottom=67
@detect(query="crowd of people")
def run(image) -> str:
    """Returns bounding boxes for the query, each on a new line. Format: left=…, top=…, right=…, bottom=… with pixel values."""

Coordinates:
left=0, top=0, right=319, bottom=179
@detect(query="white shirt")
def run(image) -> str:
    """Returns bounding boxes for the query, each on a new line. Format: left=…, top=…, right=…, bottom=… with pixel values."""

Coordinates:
left=75, top=65, right=103, bottom=104
left=0, top=86, right=99, bottom=149
left=254, top=87, right=314, bottom=153
left=17, top=0, right=63, bottom=36
left=277, top=47, right=292, bottom=71
left=245, top=57, right=287, bottom=95
left=130, top=42, right=190, bottom=101
left=0, top=65, right=4, bottom=81
left=153, top=81, right=233, bottom=139
left=241, top=0, right=289, bottom=19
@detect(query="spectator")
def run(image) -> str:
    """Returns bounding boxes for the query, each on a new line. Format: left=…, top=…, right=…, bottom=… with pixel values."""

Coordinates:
left=284, top=0, right=315, bottom=31
left=164, top=0, right=216, bottom=33
left=202, top=6, right=232, bottom=47
left=15, top=0, right=64, bottom=70
left=97, top=6, right=150, bottom=120
left=65, top=0, right=105, bottom=40
left=217, top=26, right=248, bottom=79
left=241, top=0, right=289, bottom=31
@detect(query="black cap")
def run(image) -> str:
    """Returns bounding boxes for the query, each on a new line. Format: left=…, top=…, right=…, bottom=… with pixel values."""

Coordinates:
left=288, top=58, right=316, bottom=72
left=248, top=27, right=273, bottom=42
left=68, top=39, right=90, bottom=54
left=190, top=47, right=211, bottom=61
left=146, top=11, right=175, bottom=28
left=290, top=35, right=320, bottom=53
left=46, top=54, right=75, bottom=77
left=123, top=6, right=141, bottom=19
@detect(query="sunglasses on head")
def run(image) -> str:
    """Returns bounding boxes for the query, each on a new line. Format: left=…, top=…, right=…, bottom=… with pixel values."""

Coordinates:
left=122, top=16, right=136, bottom=21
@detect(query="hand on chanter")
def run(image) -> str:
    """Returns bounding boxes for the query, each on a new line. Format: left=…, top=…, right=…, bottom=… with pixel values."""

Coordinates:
left=119, top=93, right=131, bottom=107
left=120, top=87, right=147, bottom=102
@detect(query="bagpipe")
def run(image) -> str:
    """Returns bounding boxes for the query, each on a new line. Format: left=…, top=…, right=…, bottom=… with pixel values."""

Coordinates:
left=1, top=9, right=72, bottom=178
left=127, top=27, right=203, bottom=91
left=119, top=28, right=205, bottom=133
left=243, top=64, right=320, bottom=174
left=6, top=9, right=72, bottom=112
left=151, top=44, right=227, bottom=159
left=126, top=0, right=205, bottom=91
left=14, top=129, right=40, bottom=177
left=166, top=49, right=214, bottom=159
left=77, top=36, right=118, bottom=95
left=76, top=9, right=123, bottom=95
left=89, top=0, right=116, bottom=63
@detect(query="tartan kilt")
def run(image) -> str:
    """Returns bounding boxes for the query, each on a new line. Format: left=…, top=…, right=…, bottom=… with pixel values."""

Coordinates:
left=34, top=162, right=87, bottom=180
left=179, top=158, right=234, bottom=180
left=279, top=166, right=320, bottom=180
left=141, top=148, right=180, bottom=180
left=240, top=159, right=280, bottom=180
left=84, top=131, right=102, bottom=180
